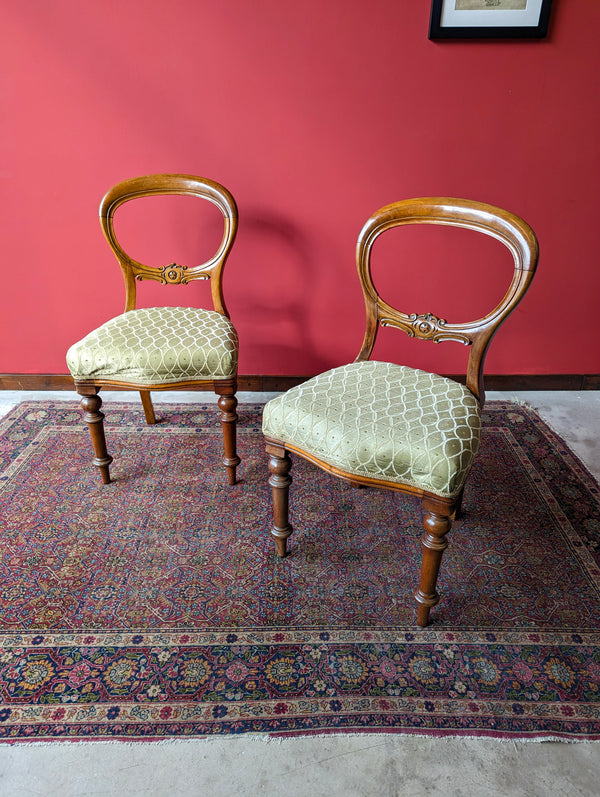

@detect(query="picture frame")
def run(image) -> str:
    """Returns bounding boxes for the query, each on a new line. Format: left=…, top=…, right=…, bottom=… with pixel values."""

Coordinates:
left=429, top=0, right=553, bottom=39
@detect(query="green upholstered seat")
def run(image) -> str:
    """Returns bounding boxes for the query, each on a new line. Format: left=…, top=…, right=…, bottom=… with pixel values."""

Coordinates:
left=262, top=360, right=481, bottom=498
left=67, top=306, right=238, bottom=385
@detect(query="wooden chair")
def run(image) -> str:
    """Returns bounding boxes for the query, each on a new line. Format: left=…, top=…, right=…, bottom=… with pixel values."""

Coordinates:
left=67, top=174, right=240, bottom=486
left=262, top=198, right=538, bottom=626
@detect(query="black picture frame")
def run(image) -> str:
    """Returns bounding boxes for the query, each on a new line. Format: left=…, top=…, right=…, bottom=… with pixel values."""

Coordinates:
left=429, top=0, right=553, bottom=39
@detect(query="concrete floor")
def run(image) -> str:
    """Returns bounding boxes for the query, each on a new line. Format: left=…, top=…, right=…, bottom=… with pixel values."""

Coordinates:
left=0, top=390, right=599, bottom=797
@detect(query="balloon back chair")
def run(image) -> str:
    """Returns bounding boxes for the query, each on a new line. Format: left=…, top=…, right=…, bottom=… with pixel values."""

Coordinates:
left=262, top=198, right=538, bottom=626
left=67, top=174, right=240, bottom=486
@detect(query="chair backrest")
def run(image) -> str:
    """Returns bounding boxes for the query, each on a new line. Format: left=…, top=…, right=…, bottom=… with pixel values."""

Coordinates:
left=355, top=197, right=538, bottom=405
left=99, top=173, right=238, bottom=317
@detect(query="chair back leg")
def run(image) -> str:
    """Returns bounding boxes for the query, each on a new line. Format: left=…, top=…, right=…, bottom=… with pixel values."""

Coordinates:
left=139, top=390, right=157, bottom=425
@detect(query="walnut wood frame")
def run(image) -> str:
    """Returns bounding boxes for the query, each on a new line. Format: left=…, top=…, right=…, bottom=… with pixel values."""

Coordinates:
left=265, top=197, right=538, bottom=627
left=72, top=174, right=240, bottom=486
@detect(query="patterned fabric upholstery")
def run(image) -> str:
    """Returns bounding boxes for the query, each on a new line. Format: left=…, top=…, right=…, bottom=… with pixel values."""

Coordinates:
left=262, top=361, right=482, bottom=498
left=66, top=307, right=238, bottom=384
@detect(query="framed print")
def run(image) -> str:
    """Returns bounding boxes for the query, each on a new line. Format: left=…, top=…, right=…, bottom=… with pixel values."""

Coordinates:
left=429, top=0, right=553, bottom=39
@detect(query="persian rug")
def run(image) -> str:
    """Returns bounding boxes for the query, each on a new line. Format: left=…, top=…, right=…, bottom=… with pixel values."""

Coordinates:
left=0, top=400, right=599, bottom=742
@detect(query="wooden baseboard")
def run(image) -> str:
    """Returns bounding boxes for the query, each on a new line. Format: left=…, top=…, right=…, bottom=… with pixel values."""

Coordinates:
left=0, top=374, right=312, bottom=391
left=0, top=373, right=598, bottom=391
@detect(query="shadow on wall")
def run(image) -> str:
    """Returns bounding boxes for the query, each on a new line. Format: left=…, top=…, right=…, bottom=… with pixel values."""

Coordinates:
left=229, top=210, right=337, bottom=376
left=100, top=194, right=337, bottom=376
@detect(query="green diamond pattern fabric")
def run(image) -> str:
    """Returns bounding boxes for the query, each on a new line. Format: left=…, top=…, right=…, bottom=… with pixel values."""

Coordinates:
left=66, top=307, right=238, bottom=384
left=262, top=361, right=482, bottom=498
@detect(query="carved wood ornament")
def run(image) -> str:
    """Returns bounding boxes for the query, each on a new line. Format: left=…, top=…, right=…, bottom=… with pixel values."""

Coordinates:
left=134, top=262, right=209, bottom=285
left=380, top=312, right=472, bottom=346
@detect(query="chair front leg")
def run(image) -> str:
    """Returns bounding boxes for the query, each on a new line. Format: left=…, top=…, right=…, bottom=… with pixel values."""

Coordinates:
left=76, top=385, right=113, bottom=485
left=265, top=442, right=293, bottom=558
left=414, top=496, right=455, bottom=627
left=216, top=380, right=240, bottom=485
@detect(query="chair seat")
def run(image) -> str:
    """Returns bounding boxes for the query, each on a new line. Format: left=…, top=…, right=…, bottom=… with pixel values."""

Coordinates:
left=66, top=306, right=238, bottom=384
left=262, top=361, right=482, bottom=498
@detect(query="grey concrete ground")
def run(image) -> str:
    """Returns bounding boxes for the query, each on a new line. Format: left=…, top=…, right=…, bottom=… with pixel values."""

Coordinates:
left=0, top=390, right=599, bottom=797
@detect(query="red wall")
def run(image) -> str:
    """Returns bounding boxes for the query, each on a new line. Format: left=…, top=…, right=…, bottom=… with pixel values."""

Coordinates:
left=2, top=0, right=599, bottom=377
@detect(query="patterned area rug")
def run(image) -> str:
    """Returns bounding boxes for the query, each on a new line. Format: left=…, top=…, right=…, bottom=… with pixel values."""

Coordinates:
left=0, top=400, right=599, bottom=742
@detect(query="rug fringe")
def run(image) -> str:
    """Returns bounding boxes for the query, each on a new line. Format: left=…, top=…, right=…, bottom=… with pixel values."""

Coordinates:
left=3, top=733, right=598, bottom=747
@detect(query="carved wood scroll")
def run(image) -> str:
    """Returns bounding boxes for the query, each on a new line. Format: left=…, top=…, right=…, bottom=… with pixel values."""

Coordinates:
left=380, top=312, right=472, bottom=346
left=134, top=263, right=210, bottom=285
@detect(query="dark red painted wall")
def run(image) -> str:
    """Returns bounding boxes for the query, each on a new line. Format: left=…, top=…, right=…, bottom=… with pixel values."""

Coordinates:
left=2, top=1, right=598, bottom=376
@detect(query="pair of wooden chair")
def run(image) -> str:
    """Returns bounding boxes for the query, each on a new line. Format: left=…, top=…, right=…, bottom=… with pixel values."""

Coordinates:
left=67, top=174, right=538, bottom=626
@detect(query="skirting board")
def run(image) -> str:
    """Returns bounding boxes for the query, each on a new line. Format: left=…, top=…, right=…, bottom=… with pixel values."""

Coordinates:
left=1, top=374, right=599, bottom=391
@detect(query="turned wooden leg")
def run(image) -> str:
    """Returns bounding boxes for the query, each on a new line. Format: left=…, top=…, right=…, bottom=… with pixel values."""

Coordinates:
left=139, top=390, right=156, bottom=425
left=77, top=387, right=113, bottom=485
left=216, top=382, right=240, bottom=485
left=266, top=442, right=293, bottom=557
left=414, top=497, right=455, bottom=627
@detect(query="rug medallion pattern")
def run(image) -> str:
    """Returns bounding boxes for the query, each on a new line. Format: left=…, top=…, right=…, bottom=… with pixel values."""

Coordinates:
left=0, top=401, right=599, bottom=741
